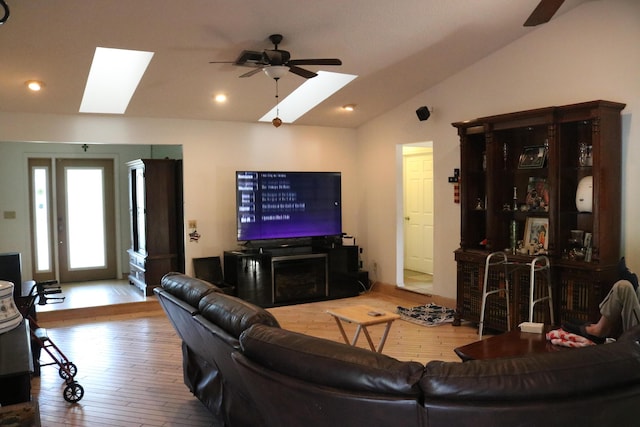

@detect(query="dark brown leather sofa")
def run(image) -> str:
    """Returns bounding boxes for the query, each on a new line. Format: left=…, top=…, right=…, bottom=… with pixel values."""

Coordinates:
left=155, top=272, right=280, bottom=426
left=157, top=272, right=640, bottom=427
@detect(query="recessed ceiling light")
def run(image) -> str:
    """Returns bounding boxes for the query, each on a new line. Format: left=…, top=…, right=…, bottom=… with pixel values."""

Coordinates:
left=342, top=104, right=356, bottom=111
left=214, top=94, right=227, bottom=103
left=25, top=80, right=44, bottom=91
left=79, top=47, right=154, bottom=114
left=260, top=71, right=357, bottom=124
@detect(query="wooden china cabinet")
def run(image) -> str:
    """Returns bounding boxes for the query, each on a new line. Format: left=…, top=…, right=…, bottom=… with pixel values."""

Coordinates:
left=127, top=159, right=184, bottom=296
left=452, top=100, right=625, bottom=332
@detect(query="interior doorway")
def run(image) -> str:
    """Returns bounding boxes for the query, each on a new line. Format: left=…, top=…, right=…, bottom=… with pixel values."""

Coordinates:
left=400, top=143, right=434, bottom=294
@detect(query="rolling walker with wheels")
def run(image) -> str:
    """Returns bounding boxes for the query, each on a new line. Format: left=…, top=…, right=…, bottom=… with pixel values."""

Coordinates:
left=17, top=281, right=85, bottom=403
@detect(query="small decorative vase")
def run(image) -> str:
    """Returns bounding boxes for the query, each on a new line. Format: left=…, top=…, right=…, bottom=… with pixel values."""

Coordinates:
left=0, top=281, right=22, bottom=334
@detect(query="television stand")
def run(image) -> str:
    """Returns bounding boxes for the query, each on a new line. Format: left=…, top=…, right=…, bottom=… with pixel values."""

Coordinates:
left=224, top=245, right=367, bottom=307
left=271, top=253, right=328, bottom=304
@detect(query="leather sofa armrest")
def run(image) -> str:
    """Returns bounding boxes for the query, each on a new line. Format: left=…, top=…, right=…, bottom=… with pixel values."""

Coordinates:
left=240, top=324, right=424, bottom=396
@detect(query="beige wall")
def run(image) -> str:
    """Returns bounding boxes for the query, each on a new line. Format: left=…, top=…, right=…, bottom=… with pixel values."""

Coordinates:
left=1, top=0, right=638, bottom=301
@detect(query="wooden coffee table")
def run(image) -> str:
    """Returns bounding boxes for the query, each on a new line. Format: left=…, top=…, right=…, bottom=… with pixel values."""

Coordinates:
left=327, top=305, right=400, bottom=353
left=454, top=327, right=564, bottom=362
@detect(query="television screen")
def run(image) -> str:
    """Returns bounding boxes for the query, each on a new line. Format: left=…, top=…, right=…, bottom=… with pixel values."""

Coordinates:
left=236, top=171, right=342, bottom=241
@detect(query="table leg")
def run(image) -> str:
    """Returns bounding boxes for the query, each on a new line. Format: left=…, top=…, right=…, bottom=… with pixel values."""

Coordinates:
left=377, top=321, right=394, bottom=352
left=352, top=325, right=363, bottom=346
left=333, top=316, right=350, bottom=345
left=361, top=326, right=377, bottom=351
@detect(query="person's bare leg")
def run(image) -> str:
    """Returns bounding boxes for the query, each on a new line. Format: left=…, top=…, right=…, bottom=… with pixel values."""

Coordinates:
left=585, top=316, right=613, bottom=338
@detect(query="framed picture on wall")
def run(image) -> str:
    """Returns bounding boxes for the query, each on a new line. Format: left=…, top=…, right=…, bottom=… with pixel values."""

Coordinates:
left=518, top=145, right=547, bottom=169
left=524, top=217, right=549, bottom=252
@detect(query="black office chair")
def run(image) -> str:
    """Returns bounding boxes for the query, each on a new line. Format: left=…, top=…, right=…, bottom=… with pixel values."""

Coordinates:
left=192, top=256, right=236, bottom=295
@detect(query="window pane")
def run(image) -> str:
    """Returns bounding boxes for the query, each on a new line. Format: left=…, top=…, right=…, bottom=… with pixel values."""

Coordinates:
left=65, top=168, right=106, bottom=269
left=33, top=168, right=51, bottom=272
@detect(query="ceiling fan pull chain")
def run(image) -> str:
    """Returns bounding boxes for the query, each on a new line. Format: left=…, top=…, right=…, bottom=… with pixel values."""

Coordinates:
left=272, top=78, right=282, bottom=128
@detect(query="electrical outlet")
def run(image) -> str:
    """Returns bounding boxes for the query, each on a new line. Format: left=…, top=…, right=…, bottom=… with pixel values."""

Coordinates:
left=373, top=261, right=378, bottom=274
left=188, top=220, right=197, bottom=229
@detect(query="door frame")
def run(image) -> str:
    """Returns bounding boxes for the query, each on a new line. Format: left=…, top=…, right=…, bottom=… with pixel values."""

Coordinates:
left=397, top=141, right=434, bottom=286
left=28, top=155, right=121, bottom=283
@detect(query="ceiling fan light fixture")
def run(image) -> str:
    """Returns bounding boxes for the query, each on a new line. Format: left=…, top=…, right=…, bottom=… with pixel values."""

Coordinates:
left=272, top=117, right=283, bottom=127
left=264, top=65, right=289, bottom=80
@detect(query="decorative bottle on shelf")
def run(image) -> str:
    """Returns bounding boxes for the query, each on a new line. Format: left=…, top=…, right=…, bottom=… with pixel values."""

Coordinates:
left=510, top=220, right=517, bottom=254
left=513, top=186, right=518, bottom=211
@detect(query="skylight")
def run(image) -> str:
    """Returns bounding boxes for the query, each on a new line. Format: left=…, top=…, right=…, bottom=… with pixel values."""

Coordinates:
left=79, top=47, right=154, bottom=114
left=259, top=71, right=357, bottom=124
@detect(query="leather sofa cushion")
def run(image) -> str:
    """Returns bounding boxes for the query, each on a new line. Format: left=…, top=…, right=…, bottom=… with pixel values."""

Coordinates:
left=240, top=324, right=424, bottom=396
left=422, top=329, right=640, bottom=401
left=198, top=292, right=280, bottom=339
left=161, top=272, right=220, bottom=308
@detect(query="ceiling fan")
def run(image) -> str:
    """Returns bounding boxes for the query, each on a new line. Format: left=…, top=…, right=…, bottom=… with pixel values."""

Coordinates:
left=210, top=34, right=342, bottom=79
left=524, top=0, right=565, bottom=26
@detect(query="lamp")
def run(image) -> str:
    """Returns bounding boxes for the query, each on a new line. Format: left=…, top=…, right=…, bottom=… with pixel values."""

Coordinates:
left=264, top=66, right=288, bottom=127
left=263, top=65, right=289, bottom=80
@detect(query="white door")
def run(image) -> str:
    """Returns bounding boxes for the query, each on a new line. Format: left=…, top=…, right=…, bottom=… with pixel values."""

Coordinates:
left=403, top=149, right=434, bottom=274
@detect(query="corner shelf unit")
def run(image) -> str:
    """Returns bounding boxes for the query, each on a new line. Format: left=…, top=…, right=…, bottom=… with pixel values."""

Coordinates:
left=452, top=100, right=625, bottom=331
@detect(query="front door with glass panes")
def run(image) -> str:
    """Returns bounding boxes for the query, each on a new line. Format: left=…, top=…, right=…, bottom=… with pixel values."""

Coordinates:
left=29, top=158, right=117, bottom=282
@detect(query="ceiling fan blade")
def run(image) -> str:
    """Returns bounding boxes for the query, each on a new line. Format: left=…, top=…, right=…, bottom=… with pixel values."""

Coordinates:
left=235, top=50, right=266, bottom=65
left=239, top=68, right=263, bottom=78
left=288, top=66, right=318, bottom=79
left=524, top=0, right=565, bottom=27
left=264, top=50, right=291, bottom=65
left=288, top=58, right=342, bottom=66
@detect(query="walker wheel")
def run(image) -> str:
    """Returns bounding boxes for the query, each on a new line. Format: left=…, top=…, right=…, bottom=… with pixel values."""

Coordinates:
left=63, top=382, right=84, bottom=403
left=58, top=362, right=78, bottom=379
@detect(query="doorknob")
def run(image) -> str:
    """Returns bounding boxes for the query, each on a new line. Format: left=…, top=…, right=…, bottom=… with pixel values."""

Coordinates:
left=404, top=216, right=410, bottom=221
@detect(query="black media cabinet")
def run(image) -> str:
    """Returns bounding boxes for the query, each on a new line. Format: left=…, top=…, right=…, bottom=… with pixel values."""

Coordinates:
left=224, top=244, right=368, bottom=307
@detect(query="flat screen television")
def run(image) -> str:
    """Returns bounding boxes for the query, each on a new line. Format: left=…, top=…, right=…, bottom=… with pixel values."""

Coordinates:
left=236, top=171, right=342, bottom=242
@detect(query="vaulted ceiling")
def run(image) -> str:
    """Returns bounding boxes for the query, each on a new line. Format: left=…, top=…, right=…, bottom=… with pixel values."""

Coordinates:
left=0, top=0, right=589, bottom=128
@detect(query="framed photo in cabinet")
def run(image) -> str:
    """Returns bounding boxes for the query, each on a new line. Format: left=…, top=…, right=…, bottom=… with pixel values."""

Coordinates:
left=524, top=217, right=549, bottom=252
left=518, top=145, right=547, bottom=169
left=525, top=177, right=550, bottom=211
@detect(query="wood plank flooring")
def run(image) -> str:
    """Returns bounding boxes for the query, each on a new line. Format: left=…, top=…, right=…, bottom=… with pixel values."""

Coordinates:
left=29, top=284, right=479, bottom=426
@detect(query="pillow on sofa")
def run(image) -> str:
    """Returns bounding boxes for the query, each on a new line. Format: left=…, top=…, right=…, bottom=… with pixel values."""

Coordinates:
left=161, top=272, right=220, bottom=308
left=239, top=324, right=424, bottom=396
left=198, top=292, right=280, bottom=339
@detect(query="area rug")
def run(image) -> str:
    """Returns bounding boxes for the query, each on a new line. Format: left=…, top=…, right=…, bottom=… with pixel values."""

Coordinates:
left=0, top=401, right=41, bottom=427
left=396, top=303, right=456, bottom=327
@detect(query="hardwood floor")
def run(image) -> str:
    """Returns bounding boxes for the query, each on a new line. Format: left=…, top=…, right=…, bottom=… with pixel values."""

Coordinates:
left=29, top=283, right=478, bottom=426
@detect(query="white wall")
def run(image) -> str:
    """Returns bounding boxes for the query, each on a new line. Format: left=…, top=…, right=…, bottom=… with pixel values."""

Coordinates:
left=0, top=116, right=357, bottom=279
left=357, top=0, right=640, bottom=298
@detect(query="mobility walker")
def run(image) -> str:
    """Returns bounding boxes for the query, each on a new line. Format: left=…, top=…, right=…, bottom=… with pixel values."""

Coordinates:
left=17, top=280, right=85, bottom=403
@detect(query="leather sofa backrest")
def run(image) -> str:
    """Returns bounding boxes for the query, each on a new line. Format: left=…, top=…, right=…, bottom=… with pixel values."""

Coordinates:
left=240, top=323, right=424, bottom=396
left=421, top=328, right=640, bottom=401
left=198, top=292, right=280, bottom=339
left=161, top=272, right=220, bottom=308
